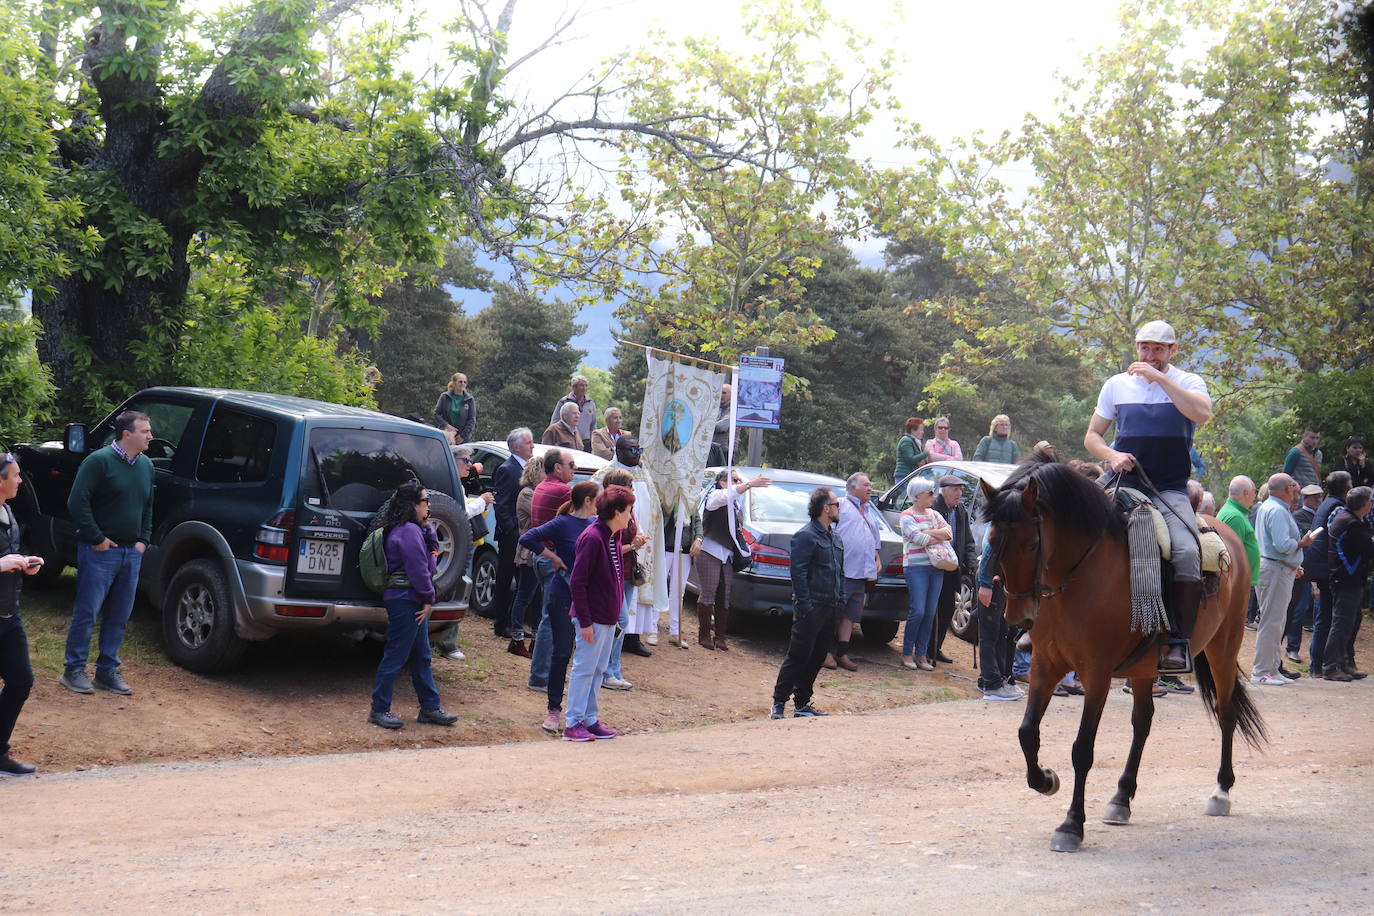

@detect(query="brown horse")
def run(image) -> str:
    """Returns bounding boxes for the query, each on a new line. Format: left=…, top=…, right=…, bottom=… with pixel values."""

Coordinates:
left=984, top=458, right=1266, bottom=853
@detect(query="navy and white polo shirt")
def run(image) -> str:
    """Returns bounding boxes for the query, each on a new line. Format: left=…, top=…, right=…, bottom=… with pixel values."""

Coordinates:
left=1094, top=366, right=1209, bottom=492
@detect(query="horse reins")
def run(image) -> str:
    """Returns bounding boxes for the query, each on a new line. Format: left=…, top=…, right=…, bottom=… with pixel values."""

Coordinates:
left=996, top=513, right=1102, bottom=607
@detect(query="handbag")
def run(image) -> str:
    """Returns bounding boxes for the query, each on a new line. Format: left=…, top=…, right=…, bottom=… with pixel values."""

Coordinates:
left=730, top=549, right=751, bottom=572
left=633, top=563, right=648, bottom=587
left=927, top=536, right=959, bottom=572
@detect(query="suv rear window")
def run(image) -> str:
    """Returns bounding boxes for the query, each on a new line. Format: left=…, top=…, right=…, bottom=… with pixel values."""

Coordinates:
left=305, top=428, right=451, bottom=512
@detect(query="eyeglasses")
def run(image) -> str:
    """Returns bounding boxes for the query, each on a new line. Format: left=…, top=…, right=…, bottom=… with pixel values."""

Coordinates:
left=936, top=425, right=949, bottom=430
left=827, top=500, right=841, bottom=507
left=625, top=447, right=643, bottom=455
left=456, top=456, right=472, bottom=464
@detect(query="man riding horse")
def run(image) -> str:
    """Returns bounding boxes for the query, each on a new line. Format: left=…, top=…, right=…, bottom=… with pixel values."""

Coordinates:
left=1084, top=320, right=1211, bottom=672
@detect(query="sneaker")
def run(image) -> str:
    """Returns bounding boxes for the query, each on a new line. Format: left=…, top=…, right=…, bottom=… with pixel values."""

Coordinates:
left=1158, top=675, right=1194, bottom=694
left=1061, top=678, right=1085, bottom=696
left=1054, top=684, right=1070, bottom=697
left=93, top=670, right=134, bottom=696
left=601, top=676, right=633, bottom=691
left=1285, top=650, right=1302, bottom=663
left=1323, top=669, right=1354, bottom=682
left=644, top=633, right=659, bottom=646
left=769, top=702, right=786, bottom=720
left=59, top=668, right=94, bottom=695
left=527, top=680, right=548, bottom=691
left=562, top=723, right=595, bottom=742
left=1243, top=620, right=1258, bottom=631
left=441, top=648, right=466, bottom=661
left=368, top=710, right=404, bottom=729
left=983, top=684, right=1023, bottom=701
left=793, top=704, right=828, bottom=717
left=585, top=721, right=618, bottom=739
left=1250, top=673, right=1291, bottom=686
left=541, top=710, right=562, bottom=733
left=1122, top=681, right=1168, bottom=697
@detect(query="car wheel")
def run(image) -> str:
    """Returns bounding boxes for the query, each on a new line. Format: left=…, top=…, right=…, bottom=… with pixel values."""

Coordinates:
left=162, top=559, right=248, bottom=673
left=950, top=573, right=978, bottom=645
left=861, top=620, right=900, bottom=644
left=469, top=548, right=498, bottom=618
left=19, top=512, right=66, bottom=586
left=425, top=491, right=470, bottom=601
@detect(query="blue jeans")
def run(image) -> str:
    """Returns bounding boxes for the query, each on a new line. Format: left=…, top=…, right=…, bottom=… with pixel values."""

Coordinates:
left=603, top=584, right=635, bottom=681
left=902, top=564, right=942, bottom=659
left=371, top=598, right=442, bottom=714
left=508, top=565, right=539, bottom=635
left=528, top=558, right=555, bottom=686
left=1310, top=579, right=1333, bottom=674
left=565, top=622, right=616, bottom=728
left=1284, top=579, right=1313, bottom=653
left=544, top=582, right=575, bottom=711
left=64, top=544, right=142, bottom=676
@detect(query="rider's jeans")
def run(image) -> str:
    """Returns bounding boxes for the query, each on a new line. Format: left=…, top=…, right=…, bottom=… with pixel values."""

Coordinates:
left=1149, top=489, right=1200, bottom=582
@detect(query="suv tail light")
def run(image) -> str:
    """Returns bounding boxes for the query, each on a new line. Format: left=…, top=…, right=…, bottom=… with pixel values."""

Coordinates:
left=741, top=528, right=789, bottom=566
left=883, top=558, right=903, bottom=576
left=255, top=509, right=295, bottom=563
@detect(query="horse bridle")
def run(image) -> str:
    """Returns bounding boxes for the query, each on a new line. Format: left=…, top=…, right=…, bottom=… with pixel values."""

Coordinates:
left=993, top=512, right=1101, bottom=610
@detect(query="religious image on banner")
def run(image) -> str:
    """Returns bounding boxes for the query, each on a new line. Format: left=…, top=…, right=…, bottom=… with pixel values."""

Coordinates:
left=639, top=352, right=727, bottom=521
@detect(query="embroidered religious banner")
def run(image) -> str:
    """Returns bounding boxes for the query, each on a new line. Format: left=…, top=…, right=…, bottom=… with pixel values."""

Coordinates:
left=638, top=351, right=727, bottom=515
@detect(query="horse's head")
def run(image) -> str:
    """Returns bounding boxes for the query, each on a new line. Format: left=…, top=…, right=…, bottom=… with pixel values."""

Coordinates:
left=983, top=458, right=1124, bottom=629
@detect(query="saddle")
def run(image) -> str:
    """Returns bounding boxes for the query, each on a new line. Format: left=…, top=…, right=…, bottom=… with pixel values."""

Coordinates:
left=1110, top=487, right=1230, bottom=627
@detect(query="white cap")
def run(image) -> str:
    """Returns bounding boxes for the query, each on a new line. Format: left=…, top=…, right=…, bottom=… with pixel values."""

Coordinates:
left=1135, top=320, right=1176, bottom=344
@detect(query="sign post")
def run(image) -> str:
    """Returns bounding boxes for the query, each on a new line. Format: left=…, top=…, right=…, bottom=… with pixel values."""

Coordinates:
left=738, top=347, right=784, bottom=466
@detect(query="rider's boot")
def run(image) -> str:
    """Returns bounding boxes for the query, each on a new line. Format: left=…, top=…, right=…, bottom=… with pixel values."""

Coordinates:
left=1160, top=579, right=1203, bottom=673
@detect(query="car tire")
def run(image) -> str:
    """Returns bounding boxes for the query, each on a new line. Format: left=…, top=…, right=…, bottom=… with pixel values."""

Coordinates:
left=162, top=559, right=249, bottom=673
left=860, top=620, right=900, bottom=644
left=22, top=513, right=67, bottom=586
left=425, top=491, right=470, bottom=602
left=950, top=572, right=978, bottom=645
left=469, top=547, right=498, bottom=618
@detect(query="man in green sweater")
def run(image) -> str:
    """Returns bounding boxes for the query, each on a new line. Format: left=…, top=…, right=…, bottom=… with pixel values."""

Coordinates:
left=60, top=411, right=155, bottom=696
left=1215, top=475, right=1260, bottom=596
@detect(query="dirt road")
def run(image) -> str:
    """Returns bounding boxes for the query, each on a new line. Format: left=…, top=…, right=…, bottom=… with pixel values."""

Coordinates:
left=4, top=674, right=1370, bottom=914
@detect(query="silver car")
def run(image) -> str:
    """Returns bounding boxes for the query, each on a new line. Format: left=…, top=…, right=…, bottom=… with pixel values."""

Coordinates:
left=875, top=459, right=1019, bottom=644
left=686, top=467, right=910, bottom=644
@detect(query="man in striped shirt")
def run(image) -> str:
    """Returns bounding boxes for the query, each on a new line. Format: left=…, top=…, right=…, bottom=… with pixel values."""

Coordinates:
left=1085, top=320, right=1212, bottom=673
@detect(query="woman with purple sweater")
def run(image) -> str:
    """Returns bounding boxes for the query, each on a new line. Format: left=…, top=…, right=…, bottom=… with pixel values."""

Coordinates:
left=520, top=481, right=601, bottom=734
left=562, top=485, right=640, bottom=742
left=368, top=480, right=459, bottom=730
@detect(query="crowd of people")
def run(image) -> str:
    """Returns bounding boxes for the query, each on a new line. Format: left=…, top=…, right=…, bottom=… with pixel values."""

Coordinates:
left=0, top=351, right=1369, bottom=772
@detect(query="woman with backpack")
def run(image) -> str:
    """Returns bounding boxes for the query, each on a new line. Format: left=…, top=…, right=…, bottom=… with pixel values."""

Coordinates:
left=367, top=480, right=459, bottom=730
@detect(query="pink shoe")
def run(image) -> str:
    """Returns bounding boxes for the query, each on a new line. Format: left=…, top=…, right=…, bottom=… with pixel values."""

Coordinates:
left=562, top=723, right=594, bottom=742
left=585, top=721, right=618, bottom=739
left=541, top=710, right=561, bottom=734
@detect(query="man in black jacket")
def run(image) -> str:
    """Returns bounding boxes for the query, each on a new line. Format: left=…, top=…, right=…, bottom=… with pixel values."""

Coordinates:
left=1323, top=486, right=1373, bottom=680
left=492, top=427, right=534, bottom=638
left=929, top=475, right=976, bottom=666
left=770, top=487, right=844, bottom=720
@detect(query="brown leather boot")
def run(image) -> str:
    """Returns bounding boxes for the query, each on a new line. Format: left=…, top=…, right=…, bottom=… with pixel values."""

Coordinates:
left=697, top=605, right=715, bottom=650
left=714, top=604, right=731, bottom=651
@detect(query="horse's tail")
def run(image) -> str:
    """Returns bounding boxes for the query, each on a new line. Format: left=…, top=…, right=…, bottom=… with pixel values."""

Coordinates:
left=1194, top=651, right=1268, bottom=750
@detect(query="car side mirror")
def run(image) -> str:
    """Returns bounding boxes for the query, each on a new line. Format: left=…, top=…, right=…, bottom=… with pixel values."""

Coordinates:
left=65, top=423, right=87, bottom=455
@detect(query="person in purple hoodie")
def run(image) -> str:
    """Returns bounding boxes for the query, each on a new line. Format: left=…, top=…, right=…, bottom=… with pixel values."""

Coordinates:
left=368, top=480, right=459, bottom=730
left=563, top=485, right=642, bottom=742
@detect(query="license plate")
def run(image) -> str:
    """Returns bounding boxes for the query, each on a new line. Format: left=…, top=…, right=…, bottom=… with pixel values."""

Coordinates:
left=296, top=538, right=344, bottom=576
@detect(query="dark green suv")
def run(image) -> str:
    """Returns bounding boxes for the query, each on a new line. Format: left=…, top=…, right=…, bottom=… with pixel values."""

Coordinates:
left=13, top=387, right=471, bottom=672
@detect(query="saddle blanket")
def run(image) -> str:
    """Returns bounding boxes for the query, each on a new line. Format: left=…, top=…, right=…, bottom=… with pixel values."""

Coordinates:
left=1116, top=487, right=1230, bottom=573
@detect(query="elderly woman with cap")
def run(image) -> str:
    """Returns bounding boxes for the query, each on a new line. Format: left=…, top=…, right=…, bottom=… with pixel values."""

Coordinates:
left=898, top=477, right=953, bottom=670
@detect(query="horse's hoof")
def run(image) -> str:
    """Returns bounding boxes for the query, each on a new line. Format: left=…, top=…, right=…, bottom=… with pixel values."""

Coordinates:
left=1050, top=830, right=1082, bottom=853
left=1037, top=768, right=1060, bottom=797
left=1204, top=793, right=1231, bottom=817
left=1103, top=803, right=1132, bottom=825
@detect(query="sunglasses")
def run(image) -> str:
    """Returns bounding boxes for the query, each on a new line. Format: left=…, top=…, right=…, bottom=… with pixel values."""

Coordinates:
left=625, top=447, right=643, bottom=455
left=456, top=456, right=472, bottom=464
left=827, top=500, right=841, bottom=507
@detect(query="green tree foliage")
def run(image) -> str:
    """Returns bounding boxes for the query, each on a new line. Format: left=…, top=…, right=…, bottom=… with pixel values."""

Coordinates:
left=540, top=0, right=894, bottom=387
left=468, top=287, right=585, bottom=441
left=368, top=247, right=492, bottom=421
left=887, top=0, right=1364, bottom=418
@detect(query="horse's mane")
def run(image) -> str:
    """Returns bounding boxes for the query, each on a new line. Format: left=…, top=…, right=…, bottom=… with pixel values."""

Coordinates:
left=984, top=457, right=1126, bottom=542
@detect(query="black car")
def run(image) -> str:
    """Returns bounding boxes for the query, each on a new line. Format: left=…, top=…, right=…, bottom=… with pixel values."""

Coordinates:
left=14, top=388, right=471, bottom=672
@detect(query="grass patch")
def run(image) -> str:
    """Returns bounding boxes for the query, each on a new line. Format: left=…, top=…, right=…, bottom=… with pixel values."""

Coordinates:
left=18, top=570, right=169, bottom=674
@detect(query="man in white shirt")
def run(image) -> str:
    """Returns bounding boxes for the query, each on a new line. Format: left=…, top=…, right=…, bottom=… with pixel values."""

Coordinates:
left=830, top=473, right=883, bottom=671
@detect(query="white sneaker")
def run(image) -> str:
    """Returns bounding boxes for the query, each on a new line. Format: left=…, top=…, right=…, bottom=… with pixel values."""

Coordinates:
left=601, top=676, right=633, bottom=690
left=442, top=648, right=466, bottom=661
left=982, top=684, right=1023, bottom=701
left=644, top=633, right=659, bottom=646
left=1250, top=673, right=1290, bottom=686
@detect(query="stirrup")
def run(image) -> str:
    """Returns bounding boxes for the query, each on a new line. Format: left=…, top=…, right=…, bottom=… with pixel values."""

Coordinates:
left=1157, top=637, right=1194, bottom=674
